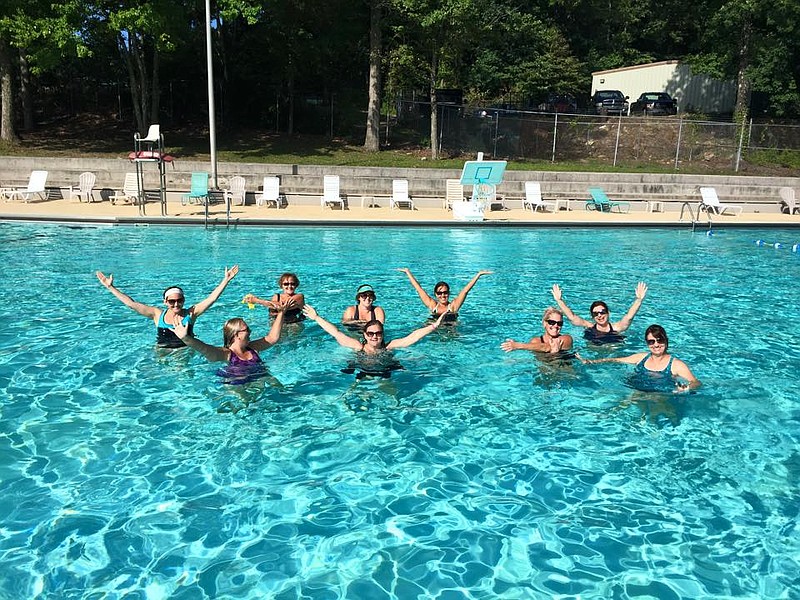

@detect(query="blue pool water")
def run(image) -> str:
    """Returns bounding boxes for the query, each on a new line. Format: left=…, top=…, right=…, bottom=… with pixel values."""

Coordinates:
left=1, top=223, right=799, bottom=599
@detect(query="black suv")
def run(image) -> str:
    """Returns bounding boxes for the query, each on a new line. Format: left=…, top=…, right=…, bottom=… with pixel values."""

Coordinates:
left=590, top=90, right=629, bottom=115
left=630, top=92, right=677, bottom=116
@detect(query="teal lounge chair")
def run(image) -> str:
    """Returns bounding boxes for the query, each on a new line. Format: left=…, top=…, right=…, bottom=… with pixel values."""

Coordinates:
left=182, top=172, right=209, bottom=206
left=586, top=188, right=631, bottom=213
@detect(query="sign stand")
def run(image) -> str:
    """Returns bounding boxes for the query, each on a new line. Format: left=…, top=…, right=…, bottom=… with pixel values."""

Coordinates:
left=453, top=159, right=507, bottom=222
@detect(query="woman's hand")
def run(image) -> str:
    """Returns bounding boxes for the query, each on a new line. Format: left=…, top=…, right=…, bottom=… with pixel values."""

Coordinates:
left=224, top=265, right=239, bottom=282
left=477, top=270, right=493, bottom=277
left=501, top=338, right=518, bottom=352
left=96, top=271, right=113, bottom=289
left=635, top=281, right=648, bottom=300
left=302, top=305, right=318, bottom=320
left=172, top=319, right=190, bottom=340
left=551, top=284, right=563, bottom=302
left=397, top=267, right=411, bottom=275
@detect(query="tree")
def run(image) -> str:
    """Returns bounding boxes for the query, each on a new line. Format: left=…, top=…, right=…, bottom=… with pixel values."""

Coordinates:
left=364, top=0, right=382, bottom=151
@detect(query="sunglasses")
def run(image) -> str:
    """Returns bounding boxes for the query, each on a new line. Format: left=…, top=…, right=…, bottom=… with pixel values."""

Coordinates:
left=237, top=327, right=251, bottom=335
left=166, top=298, right=184, bottom=305
left=592, top=309, right=608, bottom=316
left=358, top=293, right=376, bottom=300
left=435, top=290, right=450, bottom=296
left=282, top=282, right=298, bottom=288
left=364, top=330, right=383, bottom=337
left=545, top=319, right=564, bottom=327
left=646, top=337, right=665, bottom=346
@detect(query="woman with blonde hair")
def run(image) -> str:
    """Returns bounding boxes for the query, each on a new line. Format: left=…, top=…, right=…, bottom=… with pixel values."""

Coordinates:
left=501, top=307, right=574, bottom=355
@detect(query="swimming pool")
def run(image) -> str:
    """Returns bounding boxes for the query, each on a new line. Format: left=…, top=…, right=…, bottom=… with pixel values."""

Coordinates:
left=1, top=223, right=799, bottom=599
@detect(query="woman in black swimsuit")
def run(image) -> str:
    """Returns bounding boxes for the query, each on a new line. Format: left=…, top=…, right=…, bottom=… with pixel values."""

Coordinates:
left=342, top=284, right=386, bottom=329
left=501, top=307, right=574, bottom=355
left=551, top=282, right=647, bottom=344
left=398, top=267, right=492, bottom=322
left=244, top=272, right=305, bottom=324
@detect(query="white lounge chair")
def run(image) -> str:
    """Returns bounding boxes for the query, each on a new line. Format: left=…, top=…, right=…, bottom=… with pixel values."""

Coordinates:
left=255, top=176, right=286, bottom=208
left=3, top=170, right=48, bottom=202
left=110, top=173, right=139, bottom=205
left=68, top=172, right=97, bottom=203
left=699, top=187, right=742, bottom=216
left=321, top=175, right=347, bottom=210
left=391, top=179, right=415, bottom=210
left=444, top=179, right=464, bottom=210
left=224, top=176, right=246, bottom=206
left=523, top=181, right=557, bottom=212
left=779, top=187, right=799, bottom=214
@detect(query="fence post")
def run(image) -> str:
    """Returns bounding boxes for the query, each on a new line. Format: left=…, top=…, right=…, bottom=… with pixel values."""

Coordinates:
left=674, top=118, right=683, bottom=170
left=613, top=115, right=622, bottom=167
left=493, top=112, right=499, bottom=158
left=735, top=120, right=746, bottom=172
left=551, top=113, right=558, bottom=162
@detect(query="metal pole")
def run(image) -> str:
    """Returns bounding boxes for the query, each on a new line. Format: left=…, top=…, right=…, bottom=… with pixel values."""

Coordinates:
left=205, top=0, right=218, bottom=189
left=551, top=113, right=558, bottom=162
left=735, top=120, right=746, bottom=172
left=493, top=112, right=499, bottom=157
left=674, top=118, right=683, bottom=170
left=613, top=115, right=622, bottom=167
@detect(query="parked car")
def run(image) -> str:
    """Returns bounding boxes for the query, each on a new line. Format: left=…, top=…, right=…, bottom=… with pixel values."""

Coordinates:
left=630, top=92, right=678, bottom=116
left=590, top=90, right=629, bottom=115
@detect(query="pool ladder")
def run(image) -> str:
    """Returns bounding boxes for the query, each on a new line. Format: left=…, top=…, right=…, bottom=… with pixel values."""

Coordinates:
left=679, top=202, right=712, bottom=232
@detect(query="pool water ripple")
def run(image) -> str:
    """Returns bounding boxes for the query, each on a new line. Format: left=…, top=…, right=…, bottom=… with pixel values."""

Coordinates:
left=1, top=223, right=799, bottom=598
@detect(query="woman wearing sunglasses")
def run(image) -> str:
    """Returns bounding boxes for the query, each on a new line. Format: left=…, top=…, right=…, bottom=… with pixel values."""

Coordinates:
left=244, top=272, right=305, bottom=324
left=551, top=282, right=648, bottom=344
left=96, top=266, right=239, bottom=349
left=171, top=305, right=286, bottom=385
left=342, top=284, right=386, bottom=329
left=580, top=324, right=700, bottom=393
left=398, top=267, right=492, bottom=323
left=303, top=305, right=445, bottom=377
left=501, top=307, right=574, bottom=355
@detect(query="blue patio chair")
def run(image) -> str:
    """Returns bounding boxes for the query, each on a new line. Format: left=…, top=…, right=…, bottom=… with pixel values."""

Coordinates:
left=181, top=172, right=209, bottom=206
left=586, top=188, right=631, bottom=213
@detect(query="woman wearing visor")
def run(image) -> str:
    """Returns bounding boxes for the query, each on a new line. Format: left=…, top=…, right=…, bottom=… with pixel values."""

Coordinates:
left=342, top=284, right=386, bottom=329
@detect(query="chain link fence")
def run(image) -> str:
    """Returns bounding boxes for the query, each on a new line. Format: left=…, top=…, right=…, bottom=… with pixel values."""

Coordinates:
left=396, top=102, right=800, bottom=171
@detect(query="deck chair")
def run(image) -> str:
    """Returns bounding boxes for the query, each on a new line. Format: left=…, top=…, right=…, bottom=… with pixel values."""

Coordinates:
left=444, top=179, right=465, bottom=210
left=256, top=176, right=286, bottom=208
left=523, top=181, right=557, bottom=212
left=110, top=173, right=139, bottom=205
left=136, top=124, right=161, bottom=149
left=391, top=179, right=415, bottom=210
left=68, top=172, right=97, bottom=203
left=699, top=187, right=742, bottom=216
left=586, top=188, right=631, bottom=213
left=3, top=170, right=48, bottom=202
left=779, top=187, right=799, bottom=214
left=182, top=172, right=209, bottom=206
left=224, top=176, right=246, bottom=206
left=321, top=175, right=347, bottom=209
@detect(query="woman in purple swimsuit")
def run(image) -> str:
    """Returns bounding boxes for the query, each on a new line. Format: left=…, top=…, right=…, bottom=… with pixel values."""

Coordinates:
left=172, top=304, right=286, bottom=384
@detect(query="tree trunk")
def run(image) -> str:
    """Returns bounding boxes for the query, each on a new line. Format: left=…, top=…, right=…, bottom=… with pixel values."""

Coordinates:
left=150, top=48, right=160, bottom=125
left=0, top=38, right=18, bottom=143
left=734, top=16, right=752, bottom=122
left=363, top=0, right=381, bottom=152
left=429, top=50, right=439, bottom=160
left=18, top=49, right=33, bottom=131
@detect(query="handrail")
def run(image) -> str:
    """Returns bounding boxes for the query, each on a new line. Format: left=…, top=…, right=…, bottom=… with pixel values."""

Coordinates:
left=679, top=202, right=712, bottom=232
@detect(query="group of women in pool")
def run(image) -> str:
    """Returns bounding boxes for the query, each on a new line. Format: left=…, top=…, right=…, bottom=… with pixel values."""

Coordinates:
left=96, top=266, right=700, bottom=392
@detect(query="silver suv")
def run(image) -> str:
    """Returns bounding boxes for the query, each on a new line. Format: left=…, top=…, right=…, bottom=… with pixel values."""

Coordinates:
left=591, top=90, right=629, bottom=115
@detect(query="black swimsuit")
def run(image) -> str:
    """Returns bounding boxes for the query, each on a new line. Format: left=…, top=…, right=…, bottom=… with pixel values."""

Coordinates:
left=271, top=293, right=305, bottom=323
left=584, top=323, right=626, bottom=345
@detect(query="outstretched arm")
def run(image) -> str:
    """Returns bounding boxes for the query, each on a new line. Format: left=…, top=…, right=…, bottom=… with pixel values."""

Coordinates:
left=303, top=305, right=363, bottom=350
left=579, top=352, right=644, bottom=365
left=397, top=268, right=435, bottom=310
left=501, top=337, right=542, bottom=352
left=551, top=284, right=590, bottom=327
left=387, top=312, right=445, bottom=349
left=449, top=270, right=492, bottom=313
left=193, top=265, right=239, bottom=317
left=251, top=305, right=286, bottom=351
left=173, top=319, right=229, bottom=362
left=96, top=271, right=160, bottom=320
left=672, top=358, right=701, bottom=392
left=612, top=282, right=647, bottom=332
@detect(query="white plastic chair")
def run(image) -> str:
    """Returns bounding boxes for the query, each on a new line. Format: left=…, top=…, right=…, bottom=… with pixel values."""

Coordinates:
left=3, top=170, right=48, bottom=202
left=256, top=176, right=286, bottom=208
left=321, top=175, right=347, bottom=209
left=390, top=179, right=415, bottom=210
left=699, top=187, right=742, bottom=216
left=779, top=187, right=799, bottom=214
left=523, top=181, right=557, bottom=212
left=224, top=176, right=246, bottom=206
left=444, top=179, right=464, bottom=210
left=69, top=172, right=97, bottom=203
left=110, top=173, right=139, bottom=205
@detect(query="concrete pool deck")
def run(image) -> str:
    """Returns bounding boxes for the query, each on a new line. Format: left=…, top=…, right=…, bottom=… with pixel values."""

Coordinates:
left=2, top=197, right=800, bottom=227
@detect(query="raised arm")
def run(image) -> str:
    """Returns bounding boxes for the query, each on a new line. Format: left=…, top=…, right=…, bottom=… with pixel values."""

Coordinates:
left=612, top=282, right=648, bottom=332
left=172, top=319, right=229, bottom=362
left=551, top=284, right=590, bottom=327
left=192, top=265, right=239, bottom=317
left=387, top=312, right=445, bottom=349
left=671, top=358, right=701, bottom=392
left=397, top=268, right=435, bottom=310
left=449, top=270, right=492, bottom=313
left=303, top=305, right=363, bottom=350
left=250, top=306, right=286, bottom=351
left=96, top=271, right=160, bottom=320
